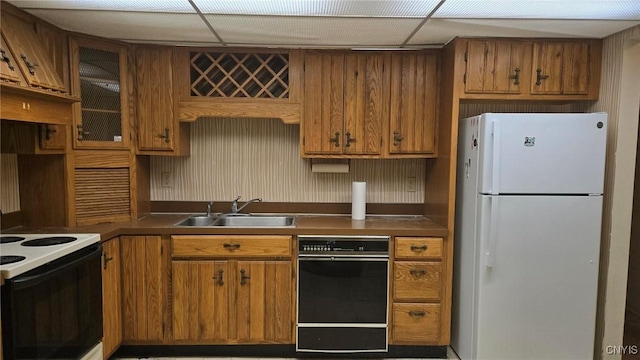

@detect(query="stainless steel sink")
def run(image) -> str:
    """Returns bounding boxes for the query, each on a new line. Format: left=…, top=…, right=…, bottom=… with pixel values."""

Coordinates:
left=213, top=215, right=295, bottom=227
left=174, top=214, right=295, bottom=227
left=174, top=215, right=217, bottom=227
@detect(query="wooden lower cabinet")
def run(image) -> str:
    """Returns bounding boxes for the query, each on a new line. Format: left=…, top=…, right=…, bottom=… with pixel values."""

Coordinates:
left=171, top=235, right=293, bottom=345
left=121, top=235, right=165, bottom=343
left=101, top=237, right=122, bottom=359
left=391, top=237, right=445, bottom=345
left=392, top=303, right=441, bottom=343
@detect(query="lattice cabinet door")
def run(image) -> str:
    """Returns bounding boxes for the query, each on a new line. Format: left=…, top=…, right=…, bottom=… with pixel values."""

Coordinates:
left=189, top=51, right=291, bottom=99
left=69, top=37, right=130, bottom=149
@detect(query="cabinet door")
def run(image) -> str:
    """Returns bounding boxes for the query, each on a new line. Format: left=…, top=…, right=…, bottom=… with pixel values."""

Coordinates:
left=70, top=38, right=130, bottom=149
left=561, top=42, right=590, bottom=95
left=303, top=53, right=344, bottom=155
left=102, top=237, right=122, bottom=359
left=0, top=12, right=67, bottom=92
left=38, top=124, right=66, bottom=150
left=121, top=236, right=164, bottom=342
left=389, top=52, right=438, bottom=155
left=0, top=33, right=25, bottom=85
left=530, top=42, right=565, bottom=95
left=464, top=40, right=524, bottom=95
left=392, top=303, right=440, bottom=344
left=136, top=47, right=175, bottom=151
left=172, top=261, right=231, bottom=341
left=343, top=53, right=386, bottom=155
left=394, top=261, right=442, bottom=301
left=236, top=261, right=292, bottom=343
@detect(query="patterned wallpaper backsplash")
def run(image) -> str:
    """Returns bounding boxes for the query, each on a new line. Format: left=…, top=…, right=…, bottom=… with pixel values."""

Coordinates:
left=150, top=118, right=427, bottom=203
left=1, top=154, right=20, bottom=213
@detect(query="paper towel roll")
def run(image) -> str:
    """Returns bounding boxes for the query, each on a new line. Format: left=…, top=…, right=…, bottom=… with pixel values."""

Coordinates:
left=352, top=182, right=366, bottom=220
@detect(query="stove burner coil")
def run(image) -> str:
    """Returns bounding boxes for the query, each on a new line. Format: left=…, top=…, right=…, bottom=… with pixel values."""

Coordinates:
left=21, top=236, right=78, bottom=247
left=0, top=236, right=26, bottom=244
left=0, top=255, right=26, bottom=265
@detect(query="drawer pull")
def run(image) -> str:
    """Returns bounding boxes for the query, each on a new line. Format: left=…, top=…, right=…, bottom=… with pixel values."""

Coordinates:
left=223, top=243, right=241, bottom=250
left=240, top=268, right=251, bottom=285
left=410, top=269, right=427, bottom=276
left=410, top=244, right=428, bottom=252
left=409, top=310, right=426, bottom=317
left=212, top=269, right=224, bottom=285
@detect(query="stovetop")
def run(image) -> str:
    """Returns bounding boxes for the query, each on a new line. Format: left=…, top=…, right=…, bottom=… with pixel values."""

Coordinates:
left=0, top=233, right=101, bottom=279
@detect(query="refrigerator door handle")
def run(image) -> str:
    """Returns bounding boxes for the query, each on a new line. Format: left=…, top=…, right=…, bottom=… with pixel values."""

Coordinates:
left=486, top=196, right=499, bottom=268
left=491, top=120, right=501, bottom=195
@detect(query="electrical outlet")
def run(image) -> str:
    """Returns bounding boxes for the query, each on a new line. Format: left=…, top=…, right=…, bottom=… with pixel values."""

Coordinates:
left=406, top=177, right=417, bottom=192
left=161, top=172, right=172, bottom=188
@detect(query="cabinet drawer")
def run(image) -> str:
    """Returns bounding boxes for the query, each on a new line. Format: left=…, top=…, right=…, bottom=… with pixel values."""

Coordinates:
left=171, top=235, right=291, bottom=258
left=392, top=303, right=440, bottom=344
left=395, top=237, right=443, bottom=259
left=393, top=262, right=442, bottom=301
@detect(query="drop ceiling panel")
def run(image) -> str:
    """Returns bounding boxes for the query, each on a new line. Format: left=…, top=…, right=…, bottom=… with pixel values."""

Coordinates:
left=409, top=19, right=640, bottom=45
left=7, top=0, right=195, bottom=12
left=206, top=15, right=422, bottom=47
left=194, top=0, right=441, bottom=17
left=434, top=0, right=640, bottom=20
left=26, top=10, right=217, bottom=43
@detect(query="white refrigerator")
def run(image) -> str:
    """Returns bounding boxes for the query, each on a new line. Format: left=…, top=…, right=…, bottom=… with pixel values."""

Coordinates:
left=451, top=113, right=607, bottom=360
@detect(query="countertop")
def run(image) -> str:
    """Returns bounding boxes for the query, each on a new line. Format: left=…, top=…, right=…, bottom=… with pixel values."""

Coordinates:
left=5, top=213, right=449, bottom=241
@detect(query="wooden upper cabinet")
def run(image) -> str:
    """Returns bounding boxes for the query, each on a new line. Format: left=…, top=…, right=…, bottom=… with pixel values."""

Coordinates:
left=70, top=37, right=130, bottom=149
left=302, top=52, right=388, bottom=157
left=389, top=52, right=439, bottom=156
left=0, top=11, right=67, bottom=93
left=531, top=41, right=591, bottom=95
left=456, top=38, right=601, bottom=100
left=174, top=49, right=302, bottom=123
left=464, top=40, right=525, bottom=94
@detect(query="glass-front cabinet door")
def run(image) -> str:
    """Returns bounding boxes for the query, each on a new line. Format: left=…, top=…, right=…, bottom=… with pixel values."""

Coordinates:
left=70, top=38, right=130, bottom=149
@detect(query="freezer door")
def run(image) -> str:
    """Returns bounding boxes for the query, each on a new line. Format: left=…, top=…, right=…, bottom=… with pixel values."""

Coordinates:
left=477, top=113, right=607, bottom=194
left=475, top=195, right=602, bottom=360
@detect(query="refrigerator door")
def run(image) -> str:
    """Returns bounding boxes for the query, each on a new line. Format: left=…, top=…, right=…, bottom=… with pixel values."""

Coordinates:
left=475, top=194, right=602, bottom=360
left=477, top=113, right=607, bottom=195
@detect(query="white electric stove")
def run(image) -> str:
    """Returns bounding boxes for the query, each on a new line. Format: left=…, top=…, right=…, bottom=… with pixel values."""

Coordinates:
left=0, top=233, right=101, bottom=279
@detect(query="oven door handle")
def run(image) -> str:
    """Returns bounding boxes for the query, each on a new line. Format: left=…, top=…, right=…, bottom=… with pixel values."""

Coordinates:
left=9, top=243, right=102, bottom=290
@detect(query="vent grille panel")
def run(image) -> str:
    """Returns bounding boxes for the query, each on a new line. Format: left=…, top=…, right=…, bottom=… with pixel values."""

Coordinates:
left=75, top=168, right=131, bottom=225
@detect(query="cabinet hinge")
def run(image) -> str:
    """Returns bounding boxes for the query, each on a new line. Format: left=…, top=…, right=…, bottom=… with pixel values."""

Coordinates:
left=303, top=61, right=305, bottom=72
left=302, top=136, right=305, bottom=146
left=464, top=51, right=468, bottom=62
left=161, top=245, right=164, bottom=255
left=463, top=73, right=467, bottom=84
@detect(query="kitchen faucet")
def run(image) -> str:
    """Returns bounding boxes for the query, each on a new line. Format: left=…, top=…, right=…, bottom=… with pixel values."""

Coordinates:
left=206, top=201, right=214, bottom=216
left=231, top=196, right=262, bottom=214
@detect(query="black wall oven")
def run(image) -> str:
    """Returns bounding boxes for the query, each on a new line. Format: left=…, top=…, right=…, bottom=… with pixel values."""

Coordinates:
left=297, top=235, right=389, bottom=353
left=1, top=242, right=103, bottom=359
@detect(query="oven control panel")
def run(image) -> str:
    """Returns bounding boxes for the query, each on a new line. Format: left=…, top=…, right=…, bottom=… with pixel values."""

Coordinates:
left=297, top=235, right=389, bottom=255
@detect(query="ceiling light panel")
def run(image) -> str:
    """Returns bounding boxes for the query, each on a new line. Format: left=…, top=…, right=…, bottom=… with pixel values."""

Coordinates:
left=26, top=10, right=218, bottom=43
left=434, top=0, right=640, bottom=20
left=408, top=18, right=640, bottom=45
left=193, top=0, right=442, bottom=17
left=7, top=0, right=195, bottom=13
left=205, top=15, right=422, bottom=46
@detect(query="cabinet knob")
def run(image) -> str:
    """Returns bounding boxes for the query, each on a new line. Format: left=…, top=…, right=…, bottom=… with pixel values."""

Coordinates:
left=329, top=132, right=340, bottom=147
left=158, top=127, right=170, bottom=143
left=509, top=68, right=521, bottom=85
left=212, top=269, right=224, bottom=285
left=535, top=68, right=550, bottom=86
left=240, top=268, right=251, bottom=285
left=393, top=131, right=404, bottom=146
left=345, top=132, right=356, bottom=147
